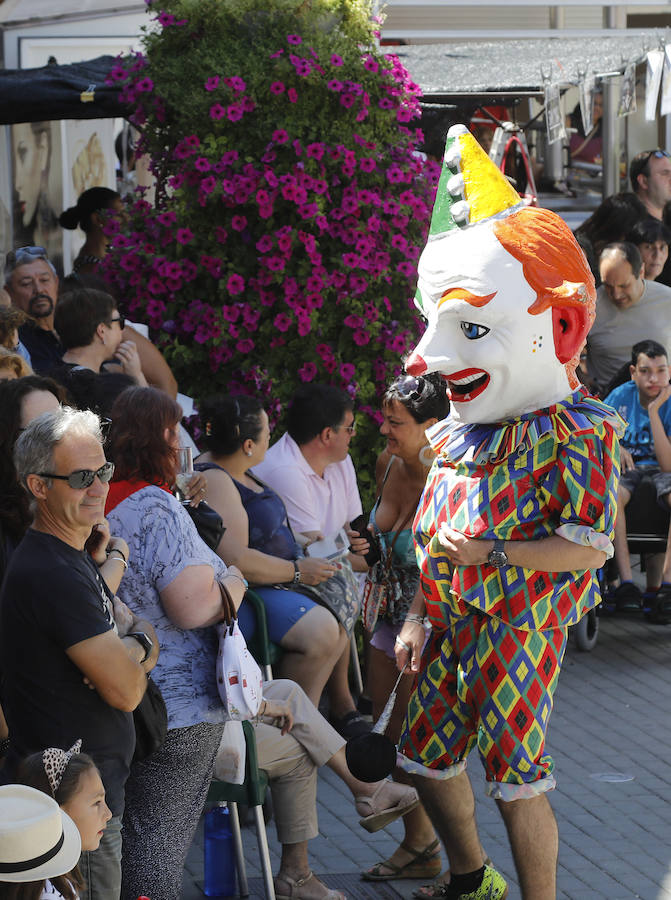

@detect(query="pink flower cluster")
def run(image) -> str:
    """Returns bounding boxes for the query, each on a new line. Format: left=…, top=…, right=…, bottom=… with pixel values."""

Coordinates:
left=104, top=23, right=439, bottom=429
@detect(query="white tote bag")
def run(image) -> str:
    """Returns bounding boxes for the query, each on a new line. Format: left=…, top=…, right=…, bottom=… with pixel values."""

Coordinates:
left=216, top=620, right=263, bottom=720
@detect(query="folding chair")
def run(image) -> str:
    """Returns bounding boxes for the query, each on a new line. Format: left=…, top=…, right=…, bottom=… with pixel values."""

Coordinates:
left=207, top=720, right=275, bottom=899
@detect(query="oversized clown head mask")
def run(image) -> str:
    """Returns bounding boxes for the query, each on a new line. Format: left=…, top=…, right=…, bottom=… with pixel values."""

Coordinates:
left=406, top=125, right=596, bottom=425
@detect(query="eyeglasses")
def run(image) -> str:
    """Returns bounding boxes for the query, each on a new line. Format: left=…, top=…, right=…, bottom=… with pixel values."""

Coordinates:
left=108, top=314, right=125, bottom=330
left=5, top=245, right=48, bottom=275
left=631, top=149, right=671, bottom=182
left=37, top=461, right=115, bottom=489
left=339, top=420, right=357, bottom=435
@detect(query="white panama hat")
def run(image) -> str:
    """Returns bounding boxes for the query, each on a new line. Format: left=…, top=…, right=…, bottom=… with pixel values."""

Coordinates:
left=0, top=784, right=81, bottom=883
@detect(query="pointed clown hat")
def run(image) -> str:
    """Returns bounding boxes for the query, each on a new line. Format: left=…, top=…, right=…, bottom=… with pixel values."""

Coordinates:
left=413, top=124, right=525, bottom=313
left=428, top=123, right=524, bottom=238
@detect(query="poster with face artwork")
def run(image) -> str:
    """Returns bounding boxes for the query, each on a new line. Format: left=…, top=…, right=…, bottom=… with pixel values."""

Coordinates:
left=62, top=118, right=117, bottom=271
left=11, top=121, right=64, bottom=276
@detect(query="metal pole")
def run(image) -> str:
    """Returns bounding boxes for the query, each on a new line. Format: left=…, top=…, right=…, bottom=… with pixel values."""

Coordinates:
left=546, top=6, right=566, bottom=185
left=601, top=6, right=626, bottom=197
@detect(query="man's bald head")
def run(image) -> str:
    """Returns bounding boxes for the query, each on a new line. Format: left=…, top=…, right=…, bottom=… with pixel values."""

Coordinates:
left=599, top=242, right=646, bottom=310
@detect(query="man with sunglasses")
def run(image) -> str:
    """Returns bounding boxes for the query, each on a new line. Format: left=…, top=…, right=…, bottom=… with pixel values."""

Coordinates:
left=50, top=287, right=146, bottom=416
left=630, top=149, right=671, bottom=287
left=4, top=245, right=63, bottom=374
left=0, top=406, right=158, bottom=900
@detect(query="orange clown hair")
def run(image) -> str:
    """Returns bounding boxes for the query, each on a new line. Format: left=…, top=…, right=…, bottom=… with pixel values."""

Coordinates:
left=493, top=207, right=596, bottom=387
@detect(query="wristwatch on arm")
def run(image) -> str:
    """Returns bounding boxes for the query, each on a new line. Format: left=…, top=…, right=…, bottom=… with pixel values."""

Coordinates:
left=127, top=631, right=154, bottom=664
left=487, top=539, right=508, bottom=569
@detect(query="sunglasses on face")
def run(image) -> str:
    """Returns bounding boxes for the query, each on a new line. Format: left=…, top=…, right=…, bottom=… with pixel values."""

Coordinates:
left=37, top=461, right=115, bottom=489
left=393, top=374, right=433, bottom=402
left=108, top=314, right=126, bottom=330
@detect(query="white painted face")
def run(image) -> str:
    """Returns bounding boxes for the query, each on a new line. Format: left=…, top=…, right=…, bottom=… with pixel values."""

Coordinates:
left=407, top=222, right=573, bottom=424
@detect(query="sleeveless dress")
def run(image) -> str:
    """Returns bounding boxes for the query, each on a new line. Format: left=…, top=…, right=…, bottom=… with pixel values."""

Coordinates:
left=194, top=461, right=319, bottom=642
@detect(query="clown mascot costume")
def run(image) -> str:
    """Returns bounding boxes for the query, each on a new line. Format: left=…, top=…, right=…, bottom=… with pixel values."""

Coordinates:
left=393, top=126, right=624, bottom=900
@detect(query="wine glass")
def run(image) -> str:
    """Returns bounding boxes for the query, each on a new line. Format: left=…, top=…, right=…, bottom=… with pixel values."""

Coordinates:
left=174, top=447, right=193, bottom=504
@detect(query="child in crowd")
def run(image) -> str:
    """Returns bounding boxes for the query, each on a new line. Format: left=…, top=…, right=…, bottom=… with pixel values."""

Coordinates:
left=604, top=339, right=671, bottom=619
left=15, top=741, right=112, bottom=899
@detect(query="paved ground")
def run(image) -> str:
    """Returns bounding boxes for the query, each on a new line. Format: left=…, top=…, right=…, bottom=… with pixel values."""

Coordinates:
left=183, top=609, right=671, bottom=899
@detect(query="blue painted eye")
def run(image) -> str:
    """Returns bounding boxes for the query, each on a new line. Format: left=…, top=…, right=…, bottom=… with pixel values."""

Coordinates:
left=460, top=322, right=490, bottom=340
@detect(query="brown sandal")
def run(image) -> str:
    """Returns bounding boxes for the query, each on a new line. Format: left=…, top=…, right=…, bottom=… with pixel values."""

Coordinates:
left=355, top=780, right=419, bottom=832
left=362, top=838, right=442, bottom=881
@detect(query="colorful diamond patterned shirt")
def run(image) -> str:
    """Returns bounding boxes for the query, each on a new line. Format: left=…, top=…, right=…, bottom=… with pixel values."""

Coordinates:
left=415, top=388, right=624, bottom=632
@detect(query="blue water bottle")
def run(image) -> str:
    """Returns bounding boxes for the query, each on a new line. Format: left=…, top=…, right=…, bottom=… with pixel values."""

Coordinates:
left=204, top=803, right=236, bottom=897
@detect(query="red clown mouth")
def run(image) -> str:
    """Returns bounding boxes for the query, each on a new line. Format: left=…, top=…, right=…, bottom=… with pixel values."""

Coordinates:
left=443, top=368, right=490, bottom=402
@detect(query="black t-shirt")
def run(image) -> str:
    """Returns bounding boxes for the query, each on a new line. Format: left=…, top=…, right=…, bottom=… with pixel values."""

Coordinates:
left=0, top=530, right=134, bottom=815
left=18, top=323, right=63, bottom=375
left=48, top=363, right=136, bottom=418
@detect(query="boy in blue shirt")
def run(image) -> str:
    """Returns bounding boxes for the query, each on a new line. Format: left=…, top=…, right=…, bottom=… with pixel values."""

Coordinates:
left=605, top=339, right=671, bottom=615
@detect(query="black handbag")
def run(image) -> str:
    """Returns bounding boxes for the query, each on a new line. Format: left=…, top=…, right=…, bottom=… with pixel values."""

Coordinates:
left=132, top=676, right=168, bottom=763
left=186, top=500, right=225, bottom=550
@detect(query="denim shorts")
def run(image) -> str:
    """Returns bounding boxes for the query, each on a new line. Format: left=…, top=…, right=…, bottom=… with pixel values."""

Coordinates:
left=237, top=586, right=317, bottom=643
left=620, top=466, right=671, bottom=507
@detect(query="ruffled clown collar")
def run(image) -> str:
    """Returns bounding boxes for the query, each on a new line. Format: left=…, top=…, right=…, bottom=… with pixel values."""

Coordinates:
left=426, top=387, right=625, bottom=466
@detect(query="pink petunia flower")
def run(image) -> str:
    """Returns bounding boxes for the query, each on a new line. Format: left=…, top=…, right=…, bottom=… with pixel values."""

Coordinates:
left=176, top=228, right=194, bottom=244
left=226, top=76, right=246, bottom=92
left=231, top=215, right=247, bottom=231
left=330, top=54, right=343, bottom=66
left=287, top=34, right=302, bottom=45
left=298, top=362, right=317, bottom=382
left=227, top=274, right=245, bottom=295
left=306, top=142, right=325, bottom=160
left=272, top=129, right=289, bottom=144
left=237, top=339, right=255, bottom=353
left=270, top=82, right=285, bottom=94
left=222, top=305, right=240, bottom=323
left=210, top=103, right=226, bottom=119
left=340, top=363, right=355, bottom=380
left=205, top=76, right=220, bottom=91
left=273, top=313, right=292, bottom=332
left=200, top=176, right=216, bottom=195
left=287, top=88, right=298, bottom=103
